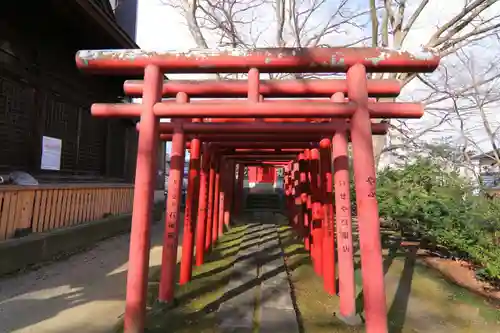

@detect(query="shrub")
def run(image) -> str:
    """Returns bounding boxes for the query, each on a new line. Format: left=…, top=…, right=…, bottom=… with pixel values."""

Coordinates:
left=375, top=158, right=500, bottom=280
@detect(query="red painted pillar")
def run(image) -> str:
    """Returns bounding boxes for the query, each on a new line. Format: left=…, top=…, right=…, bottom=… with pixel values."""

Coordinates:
left=204, top=150, right=216, bottom=252
left=333, top=125, right=356, bottom=316
left=348, top=64, right=388, bottom=332
left=287, top=163, right=294, bottom=226
left=320, top=138, right=335, bottom=295
left=179, top=134, right=201, bottom=285
left=123, top=64, right=161, bottom=333
left=195, top=144, right=209, bottom=266
left=305, top=150, right=313, bottom=252
left=331, top=93, right=355, bottom=311
left=217, top=160, right=226, bottom=237
left=224, top=161, right=235, bottom=227
left=159, top=94, right=188, bottom=302
left=284, top=164, right=292, bottom=221
left=298, top=152, right=310, bottom=250
left=212, top=157, right=221, bottom=245
left=248, top=166, right=257, bottom=185
left=291, top=161, right=300, bottom=230
left=235, top=164, right=245, bottom=214
left=309, top=148, right=323, bottom=277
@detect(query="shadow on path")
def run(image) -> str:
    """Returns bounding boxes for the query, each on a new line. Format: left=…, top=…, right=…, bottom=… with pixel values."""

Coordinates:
left=0, top=219, right=179, bottom=333
left=144, top=220, right=308, bottom=332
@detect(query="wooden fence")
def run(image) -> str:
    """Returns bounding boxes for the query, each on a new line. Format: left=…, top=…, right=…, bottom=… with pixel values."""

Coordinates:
left=0, top=184, right=134, bottom=241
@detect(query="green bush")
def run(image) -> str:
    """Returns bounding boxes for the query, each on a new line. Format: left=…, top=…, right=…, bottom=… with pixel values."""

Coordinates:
left=375, top=158, right=500, bottom=280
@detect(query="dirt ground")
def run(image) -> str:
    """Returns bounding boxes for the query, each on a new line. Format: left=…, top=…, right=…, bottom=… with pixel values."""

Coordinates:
left=420, top=254, right=500, bottom=306
left=0, top=209, right=182, bottom=333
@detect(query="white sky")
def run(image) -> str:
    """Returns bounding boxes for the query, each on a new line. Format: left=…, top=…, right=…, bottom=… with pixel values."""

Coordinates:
left=134, top=0, right=500, bottom=158
left=136, top=1, right=191, bottom=49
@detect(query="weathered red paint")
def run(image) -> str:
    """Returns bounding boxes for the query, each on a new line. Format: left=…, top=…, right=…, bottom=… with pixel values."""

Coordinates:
left=190, top=142, right=318, bottom=149
left=247, top=166, right=257, bottom=184
left=348, top=64, right=387, bottom=332
left=123, top=65, right=161, bottom=333
left=152, top=122, right=391, bottom=134
left=76, top=47, right=440, bottom=74
left=248, top=68, right=260, bottom=102
left=118, top=101, right=355, bottom=118
left=235, top=164, right=245, bottom=215
left=319, top=138, right=335, bottom=295
left=247, top=165, right=276, bottom=184
left=331, top=115, right=355, bottom=316
left=179, top=134, right=201, bottom=285
left=223, top=150, right=303, bottom=156
left=284, top=163, right=295, bottom=223
left=212, top=157, right=221, bottom=244
left=233, top=159, right=293, bottom=164
left=157, top=130, right=388, bottom=142
left=292, top=161, right=301, bottom=231
left=217, top=161, right=226, bottom=236
left=205, top=151, right=216, bottom=252
left=204, top=114, right=378, bottom=123
left=159, top=93, right=188, bottom=302
left=123, top=78, right=402, bottom=98
left=299, top=152, right=310, bottom=251
left=195, top=144, right=210, bottom=266
left=225, top=154, right=297, bottom=160
left=309, top=148, right=323, bottom=277
left=243, top=161, right=290, bottom=167
left=234, top=148, right=304, bottom=153
left=253, top=161, right=290, bottom=166
left=93, top=101, right=424, bottom=119
left=224, top=161, right=236, bottom=226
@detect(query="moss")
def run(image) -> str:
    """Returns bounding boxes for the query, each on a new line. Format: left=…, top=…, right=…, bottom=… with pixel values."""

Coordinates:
left=115, top=225, right=247, bottom=333
left=279, top=226, right=500, bottom=333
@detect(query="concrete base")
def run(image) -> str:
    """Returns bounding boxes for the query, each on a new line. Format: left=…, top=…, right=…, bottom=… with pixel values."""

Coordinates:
left=335, top=312, right=364, bottom=326
left=0, top=202, right=164, bottom=276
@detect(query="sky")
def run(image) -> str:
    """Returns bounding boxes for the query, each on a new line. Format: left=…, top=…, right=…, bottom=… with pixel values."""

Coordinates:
left=134, top=0, right=500, bottom=160
left=136, top=0, right=215, bottom=158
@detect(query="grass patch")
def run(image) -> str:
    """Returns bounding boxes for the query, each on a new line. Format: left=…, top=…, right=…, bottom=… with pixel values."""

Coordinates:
left=397, top=257, right=500, bottom=325
left=115, top=225, right=247, bottom=333
left=280, top=226, right=358, bottom=333
left=279, top=226, right=500, bottom=333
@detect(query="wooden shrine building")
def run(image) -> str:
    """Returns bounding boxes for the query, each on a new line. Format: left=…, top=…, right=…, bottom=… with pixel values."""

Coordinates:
left=0, top=1, right=163, bottom=241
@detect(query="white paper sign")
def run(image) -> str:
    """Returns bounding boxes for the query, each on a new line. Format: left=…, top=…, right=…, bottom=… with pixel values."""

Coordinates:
left=41, top=136, right=62, bottom=171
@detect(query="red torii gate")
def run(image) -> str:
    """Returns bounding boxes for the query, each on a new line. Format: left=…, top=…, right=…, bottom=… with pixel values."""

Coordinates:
left=75, top=47, right=439, bottom=333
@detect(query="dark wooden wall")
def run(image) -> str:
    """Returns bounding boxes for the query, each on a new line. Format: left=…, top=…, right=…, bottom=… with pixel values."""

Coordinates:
left=0, top=4, right=138, bottom=182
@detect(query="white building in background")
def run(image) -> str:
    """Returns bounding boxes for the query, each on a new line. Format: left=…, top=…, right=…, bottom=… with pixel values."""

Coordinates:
left=470, top=151, right=500, bottom=189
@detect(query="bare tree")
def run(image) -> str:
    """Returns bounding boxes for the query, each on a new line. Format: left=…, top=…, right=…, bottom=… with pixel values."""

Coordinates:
left=163, top=0, right=500, bottom=166
left=161, top=0, right=373, bottom=68
left=371, top=0, right=500, bottom=165
left=383, top=42, right=500, bottom=182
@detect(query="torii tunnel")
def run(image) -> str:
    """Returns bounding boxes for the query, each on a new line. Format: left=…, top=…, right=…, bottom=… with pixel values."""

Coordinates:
left=75, top=47, right=439, bottom=333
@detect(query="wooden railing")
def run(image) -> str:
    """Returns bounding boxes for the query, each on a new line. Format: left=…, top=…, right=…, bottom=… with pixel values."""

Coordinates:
left=0, top=184, right=134, bottom=241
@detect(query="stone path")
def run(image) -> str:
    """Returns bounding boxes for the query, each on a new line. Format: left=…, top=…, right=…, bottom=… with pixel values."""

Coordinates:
left=0, top=206, right=183, bottom=333
left=217, top=219, right=299, bottom=333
